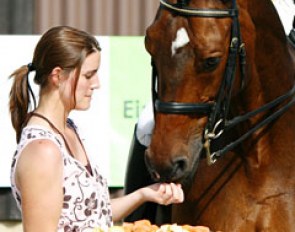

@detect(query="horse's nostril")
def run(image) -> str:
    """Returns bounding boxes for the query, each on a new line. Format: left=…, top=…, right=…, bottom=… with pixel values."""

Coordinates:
left=172, top=156, right=188, bottom=178
left=145, top=149, right=189, bottom=181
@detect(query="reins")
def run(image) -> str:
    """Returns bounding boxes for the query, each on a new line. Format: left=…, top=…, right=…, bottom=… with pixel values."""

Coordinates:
left=208, top=86, right=295, bottom=162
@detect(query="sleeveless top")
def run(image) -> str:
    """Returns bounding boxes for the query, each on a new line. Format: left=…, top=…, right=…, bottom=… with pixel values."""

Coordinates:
left=10, top=119, right=113, bottom=232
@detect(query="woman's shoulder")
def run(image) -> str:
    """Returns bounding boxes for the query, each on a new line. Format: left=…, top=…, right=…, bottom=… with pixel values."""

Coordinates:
left=19, top=136, right=62, bottom=163
left=16, top=136, right=63, bottom=182
left=14, top=136, right=63, bottom=204
left=15, top=126, right=64, bottom=164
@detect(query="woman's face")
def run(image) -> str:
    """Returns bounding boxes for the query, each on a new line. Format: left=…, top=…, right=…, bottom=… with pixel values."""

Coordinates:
left=74, top=50, right=101, bottom=110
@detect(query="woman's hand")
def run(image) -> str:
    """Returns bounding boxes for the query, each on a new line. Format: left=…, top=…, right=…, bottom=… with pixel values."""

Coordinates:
left=111, top=182, right=184, bottom=222
left=140, top=182, right=184, bottom=205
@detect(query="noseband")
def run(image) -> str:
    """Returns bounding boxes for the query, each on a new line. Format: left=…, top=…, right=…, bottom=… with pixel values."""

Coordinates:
left=152, top=0, right=295, bottom=164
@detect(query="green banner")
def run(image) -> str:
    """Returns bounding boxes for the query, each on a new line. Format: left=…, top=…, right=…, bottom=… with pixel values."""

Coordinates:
left=109, top=36, right=151, bottom=186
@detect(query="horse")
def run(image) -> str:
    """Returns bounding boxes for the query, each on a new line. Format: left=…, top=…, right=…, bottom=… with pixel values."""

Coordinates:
left=142, top=0, right=295, bottom=231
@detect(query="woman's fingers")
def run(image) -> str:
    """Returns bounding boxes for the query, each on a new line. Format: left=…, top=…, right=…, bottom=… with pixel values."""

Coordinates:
left=170, top=183, right=184, bottom=203
left=158, top=183, right=172, bottom=205
left=158, top=183, right=184, bottom=205
left=174, top=183, right=184, bottom=203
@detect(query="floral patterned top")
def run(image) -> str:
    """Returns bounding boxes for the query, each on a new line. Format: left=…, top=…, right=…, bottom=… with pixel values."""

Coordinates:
left=10, top=121, right=113, bottom=232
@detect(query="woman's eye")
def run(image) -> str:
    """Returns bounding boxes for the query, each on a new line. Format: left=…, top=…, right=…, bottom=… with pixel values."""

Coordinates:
left=85, top=71, right=96, bottom=79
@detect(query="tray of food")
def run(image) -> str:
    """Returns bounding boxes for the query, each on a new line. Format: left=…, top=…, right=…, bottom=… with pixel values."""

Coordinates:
left=94, top=219, right=212, bottom=232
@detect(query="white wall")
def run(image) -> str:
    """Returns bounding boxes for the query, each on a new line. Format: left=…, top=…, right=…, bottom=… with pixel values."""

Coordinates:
left=0, top=222, right=22, bottom=232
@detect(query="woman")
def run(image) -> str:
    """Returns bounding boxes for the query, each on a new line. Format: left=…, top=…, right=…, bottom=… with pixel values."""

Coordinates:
left=9, top=26, right=184, bottom=232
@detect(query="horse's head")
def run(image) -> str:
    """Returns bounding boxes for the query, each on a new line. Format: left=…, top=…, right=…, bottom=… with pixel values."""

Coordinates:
left=144, top=0, right=246, bottom=184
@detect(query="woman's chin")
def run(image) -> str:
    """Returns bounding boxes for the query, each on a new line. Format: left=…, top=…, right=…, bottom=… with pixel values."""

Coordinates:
left=75, top=104, right=91, bottom=111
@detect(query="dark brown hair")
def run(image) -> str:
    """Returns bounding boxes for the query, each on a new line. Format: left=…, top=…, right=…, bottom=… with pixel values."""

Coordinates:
left=9, top=26, right=101, bottom=142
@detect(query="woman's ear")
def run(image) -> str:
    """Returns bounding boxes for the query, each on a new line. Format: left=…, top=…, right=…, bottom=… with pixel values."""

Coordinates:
left=49, top=67, right=62, bottom=87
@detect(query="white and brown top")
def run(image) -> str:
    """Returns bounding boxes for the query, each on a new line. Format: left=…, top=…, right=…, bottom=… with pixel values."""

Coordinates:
left=10, top=120, right=113, bottom=232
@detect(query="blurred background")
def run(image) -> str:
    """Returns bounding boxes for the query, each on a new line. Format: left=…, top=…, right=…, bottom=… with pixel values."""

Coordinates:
left=0, top=0, right=158, bottom=35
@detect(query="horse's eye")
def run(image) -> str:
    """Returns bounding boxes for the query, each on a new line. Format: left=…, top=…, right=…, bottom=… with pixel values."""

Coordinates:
left=203, top=57, right=221, bottom=71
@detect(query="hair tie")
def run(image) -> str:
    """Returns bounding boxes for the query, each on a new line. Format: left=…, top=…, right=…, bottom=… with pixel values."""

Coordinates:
left=26, top=63, right=37, bottom=110
left=27, top=63, right=36, bottom=72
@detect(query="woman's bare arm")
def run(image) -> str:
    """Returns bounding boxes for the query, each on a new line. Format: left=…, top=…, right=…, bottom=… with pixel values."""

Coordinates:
left=15, top=139, right=63, bottom=232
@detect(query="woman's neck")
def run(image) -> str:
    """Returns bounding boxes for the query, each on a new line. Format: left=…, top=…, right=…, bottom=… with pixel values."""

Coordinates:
left=32, top=96, right=70, bottom=133
left=34, top=109, right=67, bottom=131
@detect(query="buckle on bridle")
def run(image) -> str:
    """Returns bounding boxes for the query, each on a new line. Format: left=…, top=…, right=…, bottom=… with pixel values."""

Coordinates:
left=204, top=139, right=217, bottom=165
left=230, top=37, right=238, bottom=48
left=204, top=119, right=224, bottom=165
left=205, top=119, right=224, bottom=139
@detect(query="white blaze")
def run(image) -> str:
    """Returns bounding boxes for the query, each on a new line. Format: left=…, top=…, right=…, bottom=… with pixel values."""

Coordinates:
left=171, top=27, right=190, bottom=56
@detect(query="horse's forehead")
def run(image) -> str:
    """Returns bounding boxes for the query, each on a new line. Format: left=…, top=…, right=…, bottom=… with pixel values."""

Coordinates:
left=150, top=17, right=229, bottom=57
left=171, top=27, right=190, bottom=56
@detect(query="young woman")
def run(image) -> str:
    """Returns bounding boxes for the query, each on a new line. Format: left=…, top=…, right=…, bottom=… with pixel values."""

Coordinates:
left=9, top=26, right=184, bottom=232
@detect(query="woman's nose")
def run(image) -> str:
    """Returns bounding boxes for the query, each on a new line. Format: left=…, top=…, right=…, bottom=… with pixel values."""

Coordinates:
left=92, top=73, right=100, bottom=89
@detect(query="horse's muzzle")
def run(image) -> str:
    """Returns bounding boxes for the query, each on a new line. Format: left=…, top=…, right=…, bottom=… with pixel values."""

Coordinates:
left=144, top=148, right=190, bottom=183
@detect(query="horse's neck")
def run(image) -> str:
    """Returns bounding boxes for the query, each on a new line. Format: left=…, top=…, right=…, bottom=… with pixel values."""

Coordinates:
left=241, top=0, right=294, bottom=103
left=234, top=0, right=295, bottom=165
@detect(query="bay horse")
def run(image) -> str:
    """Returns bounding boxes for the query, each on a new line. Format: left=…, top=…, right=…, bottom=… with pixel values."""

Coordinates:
left=143, top=0, right=295, bottom=231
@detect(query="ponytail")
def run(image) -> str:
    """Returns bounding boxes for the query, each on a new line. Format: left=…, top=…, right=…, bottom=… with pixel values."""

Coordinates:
left=9, top=64, right=36, bottom=142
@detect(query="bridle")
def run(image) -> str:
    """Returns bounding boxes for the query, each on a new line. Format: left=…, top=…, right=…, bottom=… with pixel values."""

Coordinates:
left=152, top=0, right=295, bottom=164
